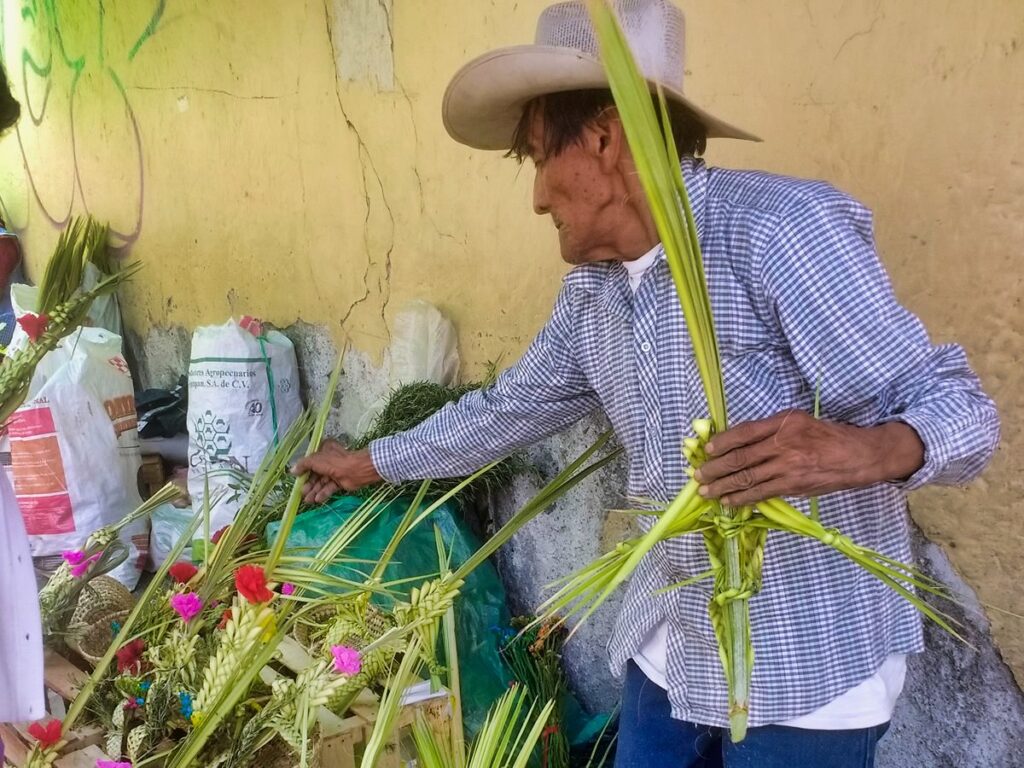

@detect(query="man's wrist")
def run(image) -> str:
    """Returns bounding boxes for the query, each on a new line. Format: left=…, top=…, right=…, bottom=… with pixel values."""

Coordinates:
left=350, top=448, right=383, bottom=487
left=864, top=421, right=925, bottom=485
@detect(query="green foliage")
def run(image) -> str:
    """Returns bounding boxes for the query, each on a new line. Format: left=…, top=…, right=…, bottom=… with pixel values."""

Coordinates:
left=351, top=380, right=528, bottom=502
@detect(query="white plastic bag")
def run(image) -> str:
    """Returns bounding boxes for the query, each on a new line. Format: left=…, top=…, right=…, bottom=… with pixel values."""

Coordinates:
left=358, top=301, right=460, bottom=433
left=8, top=327, right=147, bottom=589
left=187, top=319, right=302, bottom=534
left=81, top=262, right=123, bottom=337
left=389, top=300, right=460, bottom=387
left=149, top=501, right=194, bottom=568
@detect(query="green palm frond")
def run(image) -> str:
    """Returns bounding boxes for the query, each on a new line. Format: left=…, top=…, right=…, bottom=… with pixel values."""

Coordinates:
left=412, top=685, right=555, bottom=768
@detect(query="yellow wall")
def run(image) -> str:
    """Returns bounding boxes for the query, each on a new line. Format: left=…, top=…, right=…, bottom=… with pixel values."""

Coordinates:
left=1, top=1, right=1021, bottom=681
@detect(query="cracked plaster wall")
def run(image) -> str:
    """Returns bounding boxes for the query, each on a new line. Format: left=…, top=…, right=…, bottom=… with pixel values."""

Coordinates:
left=1, top=0, right=1022, bottom=753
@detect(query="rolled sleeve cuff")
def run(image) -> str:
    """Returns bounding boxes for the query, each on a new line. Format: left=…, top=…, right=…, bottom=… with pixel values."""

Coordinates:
left=883, top=412, right=952, bottom=492
left=368, top=436, right=407, bottom=485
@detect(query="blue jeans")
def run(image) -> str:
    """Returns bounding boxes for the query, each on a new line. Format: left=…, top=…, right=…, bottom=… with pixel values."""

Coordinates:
left=615, top=661, right=890, bottom=768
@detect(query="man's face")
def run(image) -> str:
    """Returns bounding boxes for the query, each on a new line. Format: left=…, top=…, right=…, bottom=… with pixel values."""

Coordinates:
left=525, top=110, right=620, bottom=265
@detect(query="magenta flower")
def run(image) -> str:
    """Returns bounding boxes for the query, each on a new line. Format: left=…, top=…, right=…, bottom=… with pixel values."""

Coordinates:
left=97, top=760, right=133, bottom=768
left=170, top=593, right=203, bottom=623
left=281, top=583, right=295, bottom=596
left=331, top=645, right=362, bottom=676
left=62, top=549, right=85, bottom=565
left=63, top=550, right=101, bottom=578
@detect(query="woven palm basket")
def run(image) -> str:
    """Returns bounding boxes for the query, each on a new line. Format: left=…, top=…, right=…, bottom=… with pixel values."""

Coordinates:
left=66, top=575, right=135, bottom=664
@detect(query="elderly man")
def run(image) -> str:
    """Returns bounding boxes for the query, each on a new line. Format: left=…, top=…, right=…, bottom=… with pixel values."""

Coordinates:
left=296, top=2, right=999, bottom=766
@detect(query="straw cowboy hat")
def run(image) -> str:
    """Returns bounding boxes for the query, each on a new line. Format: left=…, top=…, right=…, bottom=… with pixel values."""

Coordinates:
left=442, top=0, right=760, bottom=150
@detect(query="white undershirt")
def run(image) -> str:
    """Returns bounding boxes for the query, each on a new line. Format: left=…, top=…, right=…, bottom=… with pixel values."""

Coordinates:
left=622, top=246, right=906, bottom=729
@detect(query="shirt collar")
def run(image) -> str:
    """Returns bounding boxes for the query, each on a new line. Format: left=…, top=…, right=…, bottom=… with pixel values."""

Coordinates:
left=564, top=156, right=709, bottom=304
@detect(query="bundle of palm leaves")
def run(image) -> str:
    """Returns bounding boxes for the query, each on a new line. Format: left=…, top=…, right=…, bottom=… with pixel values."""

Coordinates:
left=498, top=616, right=571, bottom=768
left=0, top=216, right=136, bottom=422
left=412, top=685, right=555, bottom=768
left=351, top=380, right=528, bottom=502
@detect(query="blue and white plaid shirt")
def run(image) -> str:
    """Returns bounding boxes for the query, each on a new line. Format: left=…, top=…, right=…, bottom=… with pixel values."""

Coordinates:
left=371, top=157, right=999, bottom=726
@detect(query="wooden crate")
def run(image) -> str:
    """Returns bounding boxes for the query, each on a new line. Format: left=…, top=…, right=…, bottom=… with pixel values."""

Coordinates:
left=137, top=453, right=167, bottom=500
left=1, top=649, right=112, bottom=767
left=271, top=637, right=454, bottom=768
left=3, top=642, right=453, bottom=768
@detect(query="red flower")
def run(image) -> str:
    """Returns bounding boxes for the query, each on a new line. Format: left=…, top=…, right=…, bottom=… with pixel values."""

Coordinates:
left=234, top=564, right=274, bottom=604
left=210, top=526, right=258, bottom=549
left=168, top=562, right=198, bottom=584
left=115, top=639, right=146, bottom=674
left=18, top=313, right=49, bottom=342
left=27, top=719, right=62, bottom=748
left=217, top=608, right=233, bottom=630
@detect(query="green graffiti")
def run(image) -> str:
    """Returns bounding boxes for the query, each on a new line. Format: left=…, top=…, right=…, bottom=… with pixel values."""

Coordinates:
left=1, top=0, right=168, bottom=241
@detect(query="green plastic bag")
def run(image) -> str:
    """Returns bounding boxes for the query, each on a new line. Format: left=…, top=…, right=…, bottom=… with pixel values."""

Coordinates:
left=265, top=495, right=512, bottom=737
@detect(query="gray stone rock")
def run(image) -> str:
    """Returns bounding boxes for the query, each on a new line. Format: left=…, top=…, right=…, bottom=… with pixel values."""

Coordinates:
left=125, top=325, right=191, bottom=389
left=877, top=529, right=1024, bottom=768
left=491, top=412, right=631, bottom=712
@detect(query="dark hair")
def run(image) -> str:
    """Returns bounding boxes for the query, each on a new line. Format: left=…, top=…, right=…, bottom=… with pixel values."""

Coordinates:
left=507, top=88, right=707, bottom=163
left=0, top=61, right=21, bottom=134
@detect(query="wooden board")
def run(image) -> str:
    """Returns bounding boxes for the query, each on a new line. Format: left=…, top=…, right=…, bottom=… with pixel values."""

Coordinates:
left=271, top=638, right=454, bottom=768
left=2, top=650, right=115, bottom=768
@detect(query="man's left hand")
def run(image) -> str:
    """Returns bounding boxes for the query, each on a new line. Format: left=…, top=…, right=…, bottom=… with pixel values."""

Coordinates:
left=694, top=409, right=925, bottom=506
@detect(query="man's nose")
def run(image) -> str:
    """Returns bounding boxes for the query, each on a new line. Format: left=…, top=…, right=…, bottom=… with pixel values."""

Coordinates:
left=533, top=170, right=549, bottom=215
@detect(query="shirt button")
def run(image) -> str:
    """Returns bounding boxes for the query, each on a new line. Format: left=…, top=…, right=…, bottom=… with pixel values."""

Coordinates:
left=640, top=342, right=652, bottom=353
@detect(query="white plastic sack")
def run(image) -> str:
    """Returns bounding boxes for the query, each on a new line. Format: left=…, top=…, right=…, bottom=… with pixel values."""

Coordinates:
left=8, top=327, right=147, bottom=589
left=187, top=319, right=302, bottom=535
left=81, top=262, right=123, bottom=337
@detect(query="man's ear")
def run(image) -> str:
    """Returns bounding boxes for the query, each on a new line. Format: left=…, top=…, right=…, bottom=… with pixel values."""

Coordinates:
left=590, top=106, right=625, bottom=172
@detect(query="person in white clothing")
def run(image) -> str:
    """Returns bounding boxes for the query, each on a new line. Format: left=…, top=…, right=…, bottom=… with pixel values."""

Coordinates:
left=0, top=59, right=46, bottom=738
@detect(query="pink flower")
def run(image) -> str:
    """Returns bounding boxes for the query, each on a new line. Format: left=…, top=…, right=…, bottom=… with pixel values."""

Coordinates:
left=169, top=593, right=203, bottom=623
left=281, top=583, right=295, bottom=596
left=62, top=549, right=85, bottom=565
left=331, top=645, right=362, bottom=676
left=63, top=550, right=101, bottom=578
left=97, top=761, right=133, bottom=768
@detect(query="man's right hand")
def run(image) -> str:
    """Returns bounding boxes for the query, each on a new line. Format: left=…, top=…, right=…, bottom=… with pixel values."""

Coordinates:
left=291, top=440, right=383, bottom=504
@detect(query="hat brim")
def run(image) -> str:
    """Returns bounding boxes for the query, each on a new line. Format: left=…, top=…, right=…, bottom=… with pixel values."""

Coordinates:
left=443, top=45, right=761, bottom=151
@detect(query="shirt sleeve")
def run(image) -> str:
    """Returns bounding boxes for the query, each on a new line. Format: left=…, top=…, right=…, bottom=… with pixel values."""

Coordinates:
left=758, top=187, right=1000, bottom=490
left=369, top=283, right=601, bottom=483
